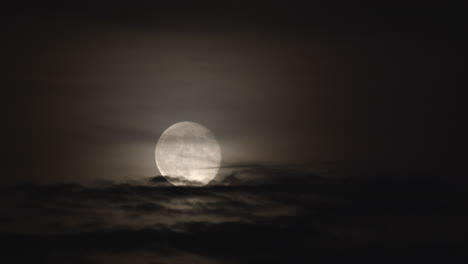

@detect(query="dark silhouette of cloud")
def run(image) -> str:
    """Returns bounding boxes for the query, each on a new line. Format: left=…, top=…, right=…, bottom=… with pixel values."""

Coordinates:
left=1, top=167, right=467, bottom=263
left=0, top=165, right=468, bottom=263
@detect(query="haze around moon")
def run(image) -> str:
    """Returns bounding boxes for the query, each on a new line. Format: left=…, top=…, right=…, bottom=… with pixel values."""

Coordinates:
left=155, top=122, right=222, bottom=186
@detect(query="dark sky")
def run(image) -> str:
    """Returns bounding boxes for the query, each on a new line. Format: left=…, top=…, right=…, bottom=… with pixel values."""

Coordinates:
left=3, top=2, right=463, bottom=185
left=1, top=2, right=467, bottom=263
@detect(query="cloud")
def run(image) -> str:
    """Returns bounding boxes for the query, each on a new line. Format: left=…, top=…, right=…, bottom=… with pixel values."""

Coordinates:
left=0, top=168, right=305, bottom=235
left=160, top=175, right=208, bottom=187
left=1, top=167, right=466, bottom=263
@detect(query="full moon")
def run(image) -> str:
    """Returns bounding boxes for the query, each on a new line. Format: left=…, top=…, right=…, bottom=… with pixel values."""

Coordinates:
left=155, top=122, right=222, bottom=186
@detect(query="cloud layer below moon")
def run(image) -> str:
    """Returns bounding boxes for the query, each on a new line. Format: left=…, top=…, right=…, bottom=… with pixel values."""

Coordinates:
left=1, top=166, right=467, bottom=263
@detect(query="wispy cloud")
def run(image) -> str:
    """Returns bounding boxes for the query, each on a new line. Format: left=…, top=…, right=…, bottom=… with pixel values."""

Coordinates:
left=1, top=167, right=466, bottom=263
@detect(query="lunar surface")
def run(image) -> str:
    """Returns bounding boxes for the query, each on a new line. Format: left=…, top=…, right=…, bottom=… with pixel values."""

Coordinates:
left=155, top=122, right=222, bottom=186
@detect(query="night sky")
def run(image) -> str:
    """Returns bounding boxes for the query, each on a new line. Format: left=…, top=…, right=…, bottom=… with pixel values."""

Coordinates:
left=2, top=1, right=466, bottom=263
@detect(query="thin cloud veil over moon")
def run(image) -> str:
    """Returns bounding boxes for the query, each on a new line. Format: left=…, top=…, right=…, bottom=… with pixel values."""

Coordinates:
left=155, top=121, right=222, bottom=186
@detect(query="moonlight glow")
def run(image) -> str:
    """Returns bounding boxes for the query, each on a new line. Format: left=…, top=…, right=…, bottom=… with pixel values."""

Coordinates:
left=155, top=122, right=222, bottom=186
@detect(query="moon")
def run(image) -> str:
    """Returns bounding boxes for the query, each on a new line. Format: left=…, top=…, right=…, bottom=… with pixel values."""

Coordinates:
left=155, top=122, right=222, bottom=186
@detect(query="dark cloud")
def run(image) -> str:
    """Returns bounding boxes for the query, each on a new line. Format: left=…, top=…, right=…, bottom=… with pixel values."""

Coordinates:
left=160, top=175, right=208, bottom=187
left=1, top=167, right=467, bottom=263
